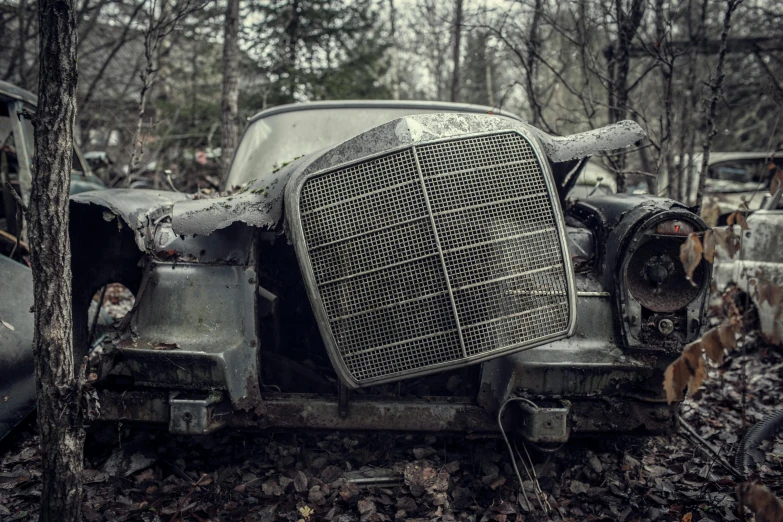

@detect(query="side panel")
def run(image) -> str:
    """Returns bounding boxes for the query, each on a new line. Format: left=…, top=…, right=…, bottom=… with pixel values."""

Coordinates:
left=0, top=255, right=35, bottom=440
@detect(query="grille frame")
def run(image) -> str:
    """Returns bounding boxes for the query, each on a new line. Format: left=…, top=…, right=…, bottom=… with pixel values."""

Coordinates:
left=286, top=128, right=576, bottom=388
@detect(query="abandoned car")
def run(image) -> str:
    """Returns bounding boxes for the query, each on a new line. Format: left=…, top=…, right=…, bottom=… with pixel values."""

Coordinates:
left=1, top=80, right=107, bottom=440
left=3, top=101, right=713, bottom=443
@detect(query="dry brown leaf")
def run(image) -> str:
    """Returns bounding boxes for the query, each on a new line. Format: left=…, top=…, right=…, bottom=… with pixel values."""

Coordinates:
left=682, top=342, right=707, bottom=397
left=738, top=482, right=783, bottom=522
left=663, top=358, right=686, bottom=404
left=717, top=322, right=738, bottom=351
left=703, top=229, right=716, bottom=263
left=701, top=328, right=724, bottom=365
left=757, top=279, right=783, bottom=307
left=663, top=342, right=706, bottom=403
left=679, top=233, right=703, bottom=286
left=770, top=167, right=783, bottom=196
left=682, top=513, right=693, bottom=522
left=727, top=211, right=750, bottom=231
left=710, top=226, right=742, bottom=259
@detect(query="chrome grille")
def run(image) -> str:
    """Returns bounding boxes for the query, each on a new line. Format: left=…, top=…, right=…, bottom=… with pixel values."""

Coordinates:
left=295, top=132, right=573, bottom=386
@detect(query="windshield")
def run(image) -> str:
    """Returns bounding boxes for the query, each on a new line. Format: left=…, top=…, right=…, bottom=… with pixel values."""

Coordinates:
left=225, top=105, right=518, bottom=188
left=707, top=157, right=782, bottom=193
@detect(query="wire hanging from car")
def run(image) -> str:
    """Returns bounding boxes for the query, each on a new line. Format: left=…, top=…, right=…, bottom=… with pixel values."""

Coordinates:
left=496, top=397, right=552, bottom=515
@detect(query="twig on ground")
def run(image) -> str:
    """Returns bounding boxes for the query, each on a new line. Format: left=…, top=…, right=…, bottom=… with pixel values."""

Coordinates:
left=679, top=416, right=743, bottom=479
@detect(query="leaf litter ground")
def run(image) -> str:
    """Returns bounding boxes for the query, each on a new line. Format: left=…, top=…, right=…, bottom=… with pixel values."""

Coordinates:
left=1, top=347, right=781, bottom=521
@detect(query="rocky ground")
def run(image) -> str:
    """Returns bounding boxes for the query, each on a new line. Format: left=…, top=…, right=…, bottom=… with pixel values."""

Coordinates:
left=1, top=327, right=781, bottom=521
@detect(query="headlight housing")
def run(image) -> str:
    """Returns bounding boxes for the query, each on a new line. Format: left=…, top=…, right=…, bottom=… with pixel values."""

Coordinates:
left=619, top=212, right=711, bottom=349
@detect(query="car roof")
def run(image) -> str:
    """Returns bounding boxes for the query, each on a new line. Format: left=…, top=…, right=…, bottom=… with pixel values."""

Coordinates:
left=248, top=100, right=524, bottom=124
left=0, top=80, right=37, bottom=108
left=693, top=151, right=781, bottom=164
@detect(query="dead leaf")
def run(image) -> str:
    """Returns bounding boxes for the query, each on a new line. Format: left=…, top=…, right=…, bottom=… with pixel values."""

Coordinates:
left=703, top=229, right=716, bottom=263
left=701, top=328, right=724, bottom=365
left=727, top=211, right=749, bottom=231
left=0, top=319, right=14, bottom=331
left=682, top=513, right=693, bottom=522
left=757, top=279, right=783, bottom=307
left=738, top=482, right=783, bottom=522
left=663, top=342, right=706, bottom=403
left=769, top=167, right=783, bottom=195
left=717, top=322, right=738, bottom=351
left=680, top=233, right=703, bottom=286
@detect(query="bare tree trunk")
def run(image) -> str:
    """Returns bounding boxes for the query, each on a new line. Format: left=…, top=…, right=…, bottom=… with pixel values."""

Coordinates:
left=607, top=0, right=645, bottom=193
left=389, top=0, right=400, bottom=101
left=653, top=0, right=672, bottom=197
left=675, top=0, right=708, bottom=203
left=525, top=0, right=543, bottom=125
left=485, top=58, right=494, bottom=106
left=31, top=0, right=85, bottom=520
left=221, top=0, right=240, bottom=177
left=695, top=0, right=743, bottom=209
left=450, top=0, right=463, bottom=103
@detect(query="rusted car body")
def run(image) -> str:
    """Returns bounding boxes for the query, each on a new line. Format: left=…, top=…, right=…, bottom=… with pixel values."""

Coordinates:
left=5, top=101, right=713, bottom=443
left=0, top=81, right=106, bottom=441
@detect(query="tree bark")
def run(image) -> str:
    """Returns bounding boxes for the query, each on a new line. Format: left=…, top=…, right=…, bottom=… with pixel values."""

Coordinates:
left=221, top=0, right=240, bottom=177
left=450, top=0, right=463, bottom=103
left=607, top=0, right=645, bottom=193
left=389, top=0, right=400, bottom=101
left=695, top=0, right=743, bottom=209
left=31, top=0, right=85, bottom=520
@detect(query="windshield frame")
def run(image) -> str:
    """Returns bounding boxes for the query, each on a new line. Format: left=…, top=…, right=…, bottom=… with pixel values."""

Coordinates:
left=224, top=101, right=523, bottom=190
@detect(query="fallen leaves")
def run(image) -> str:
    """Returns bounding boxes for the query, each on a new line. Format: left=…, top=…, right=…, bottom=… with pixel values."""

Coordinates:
left=680, top=233, right=703, bottom=286
left=738, top=482, right=783, bottom=522
left=727, top=210, right=749, bottom=231
left=663, top=322, right=738, bottom=403
left=769, top=163, right=783, bottom=195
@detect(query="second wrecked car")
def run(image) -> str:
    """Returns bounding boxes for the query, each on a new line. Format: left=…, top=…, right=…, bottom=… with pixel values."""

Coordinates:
left=48, top=102, right=714, bottom=442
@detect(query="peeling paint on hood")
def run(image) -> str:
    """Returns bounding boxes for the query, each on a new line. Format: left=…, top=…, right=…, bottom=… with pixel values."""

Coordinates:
left=165, top=114, right=646, bottom=238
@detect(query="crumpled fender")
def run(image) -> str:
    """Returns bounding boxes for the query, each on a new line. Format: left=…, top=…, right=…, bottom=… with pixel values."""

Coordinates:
left=0, top=255, right=35, bottom=441
left=70, top=189, right=190, bottom=250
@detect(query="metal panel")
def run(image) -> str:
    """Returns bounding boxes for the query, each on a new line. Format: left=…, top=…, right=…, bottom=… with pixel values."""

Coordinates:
left=290, top=131, right=575, bottom=387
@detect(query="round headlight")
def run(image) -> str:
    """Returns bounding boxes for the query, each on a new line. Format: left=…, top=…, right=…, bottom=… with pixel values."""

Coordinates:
left=625, top=231, right=705, bottom=312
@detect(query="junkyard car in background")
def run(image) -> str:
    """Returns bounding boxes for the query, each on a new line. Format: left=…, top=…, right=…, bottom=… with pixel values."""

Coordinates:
left=4, top=101, right=714, bottom=444
left=0, top=80, right=106, bottom=440
left=657, top=151, right=783, bottom=224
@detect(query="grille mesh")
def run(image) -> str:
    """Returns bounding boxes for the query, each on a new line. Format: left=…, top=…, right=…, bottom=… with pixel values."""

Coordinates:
left=298, top=132, right=571, bottom=385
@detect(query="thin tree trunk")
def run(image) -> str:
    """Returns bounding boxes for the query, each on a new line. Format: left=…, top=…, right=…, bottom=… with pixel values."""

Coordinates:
left=221, top=0, right=240, bottom=177
left=608, top=0, right=645, bottom=193
left=695, top=0, right=743, bottom=209
left=31, top=0, right=85, bottom=520
left=17, top=0, right=28, bottom=88
left=450, top=0, right=463, bottom=103
left=389, top=0, right=400, bottom=100
left=526, top=0, right=543, bottom=125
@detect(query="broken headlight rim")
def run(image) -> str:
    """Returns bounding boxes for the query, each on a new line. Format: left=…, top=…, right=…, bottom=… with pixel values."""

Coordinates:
left=623, top=211, right=709, bottom=314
